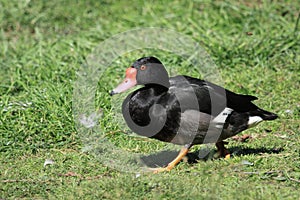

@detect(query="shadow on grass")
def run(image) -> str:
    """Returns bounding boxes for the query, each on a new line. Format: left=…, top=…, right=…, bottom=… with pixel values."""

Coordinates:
left=140, top=146, right=284, bottom=168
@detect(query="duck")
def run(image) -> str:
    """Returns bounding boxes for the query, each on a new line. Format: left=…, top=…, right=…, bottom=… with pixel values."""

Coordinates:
left=110, top=56, right=278, bottom=172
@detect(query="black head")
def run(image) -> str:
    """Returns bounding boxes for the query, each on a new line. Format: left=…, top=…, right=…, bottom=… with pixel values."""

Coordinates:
left=110, top=57, right=170, bottom=95
left=132, top=57, right=170, bottom=88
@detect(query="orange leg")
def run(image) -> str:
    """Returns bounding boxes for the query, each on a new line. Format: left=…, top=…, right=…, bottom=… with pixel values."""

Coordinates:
left=151, top=146, right=190, bottom=173
left=216, top=141, right=230, bottom=159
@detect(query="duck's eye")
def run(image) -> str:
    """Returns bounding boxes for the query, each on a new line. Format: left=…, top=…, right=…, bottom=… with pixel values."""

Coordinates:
left=140, top=65, right=147, bottom=70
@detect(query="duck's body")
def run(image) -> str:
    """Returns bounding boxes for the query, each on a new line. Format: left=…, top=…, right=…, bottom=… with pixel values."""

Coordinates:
left=111, top=57, right=278, bottom=172
left=122, top=75, right=277, bottom=146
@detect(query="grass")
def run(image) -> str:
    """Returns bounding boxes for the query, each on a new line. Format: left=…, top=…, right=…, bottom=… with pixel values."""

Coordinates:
left=0, top=0, right=300, bottom=199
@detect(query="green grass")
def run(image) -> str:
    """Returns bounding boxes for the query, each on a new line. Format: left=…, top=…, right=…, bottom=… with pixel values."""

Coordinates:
left=1, top=0, right=300, bottom=199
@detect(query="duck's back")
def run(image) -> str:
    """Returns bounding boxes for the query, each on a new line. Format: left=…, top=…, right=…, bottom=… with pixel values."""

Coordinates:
left=169, top=75, right=276, bottom=117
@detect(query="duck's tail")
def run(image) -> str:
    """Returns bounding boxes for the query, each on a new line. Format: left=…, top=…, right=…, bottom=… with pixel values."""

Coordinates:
left=245, top=109, right=277, bottom=129
left=253, top=108, right=278, bottom=121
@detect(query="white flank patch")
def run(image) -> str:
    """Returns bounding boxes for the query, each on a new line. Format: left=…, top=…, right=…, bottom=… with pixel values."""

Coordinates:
left=215, top=124, right=224, bottom=129
left=212, top=107, right=233, bottom=124
left=247, top=116, right=263, bottom=128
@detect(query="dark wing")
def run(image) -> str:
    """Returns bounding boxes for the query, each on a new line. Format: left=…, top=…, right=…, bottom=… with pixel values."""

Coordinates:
left=167, top=75, right=259, bottom=116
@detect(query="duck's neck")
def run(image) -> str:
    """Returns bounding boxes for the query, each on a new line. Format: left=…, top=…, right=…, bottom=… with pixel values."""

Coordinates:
left=144, top=83, right=169, bottom=93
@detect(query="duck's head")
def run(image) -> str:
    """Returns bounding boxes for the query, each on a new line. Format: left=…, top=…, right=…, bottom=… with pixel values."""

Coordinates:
left=110, top=57, right=170, bottom=96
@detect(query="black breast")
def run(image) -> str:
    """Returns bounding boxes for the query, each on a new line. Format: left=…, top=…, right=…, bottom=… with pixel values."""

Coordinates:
left=122, top=85, right=177, bottom=140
